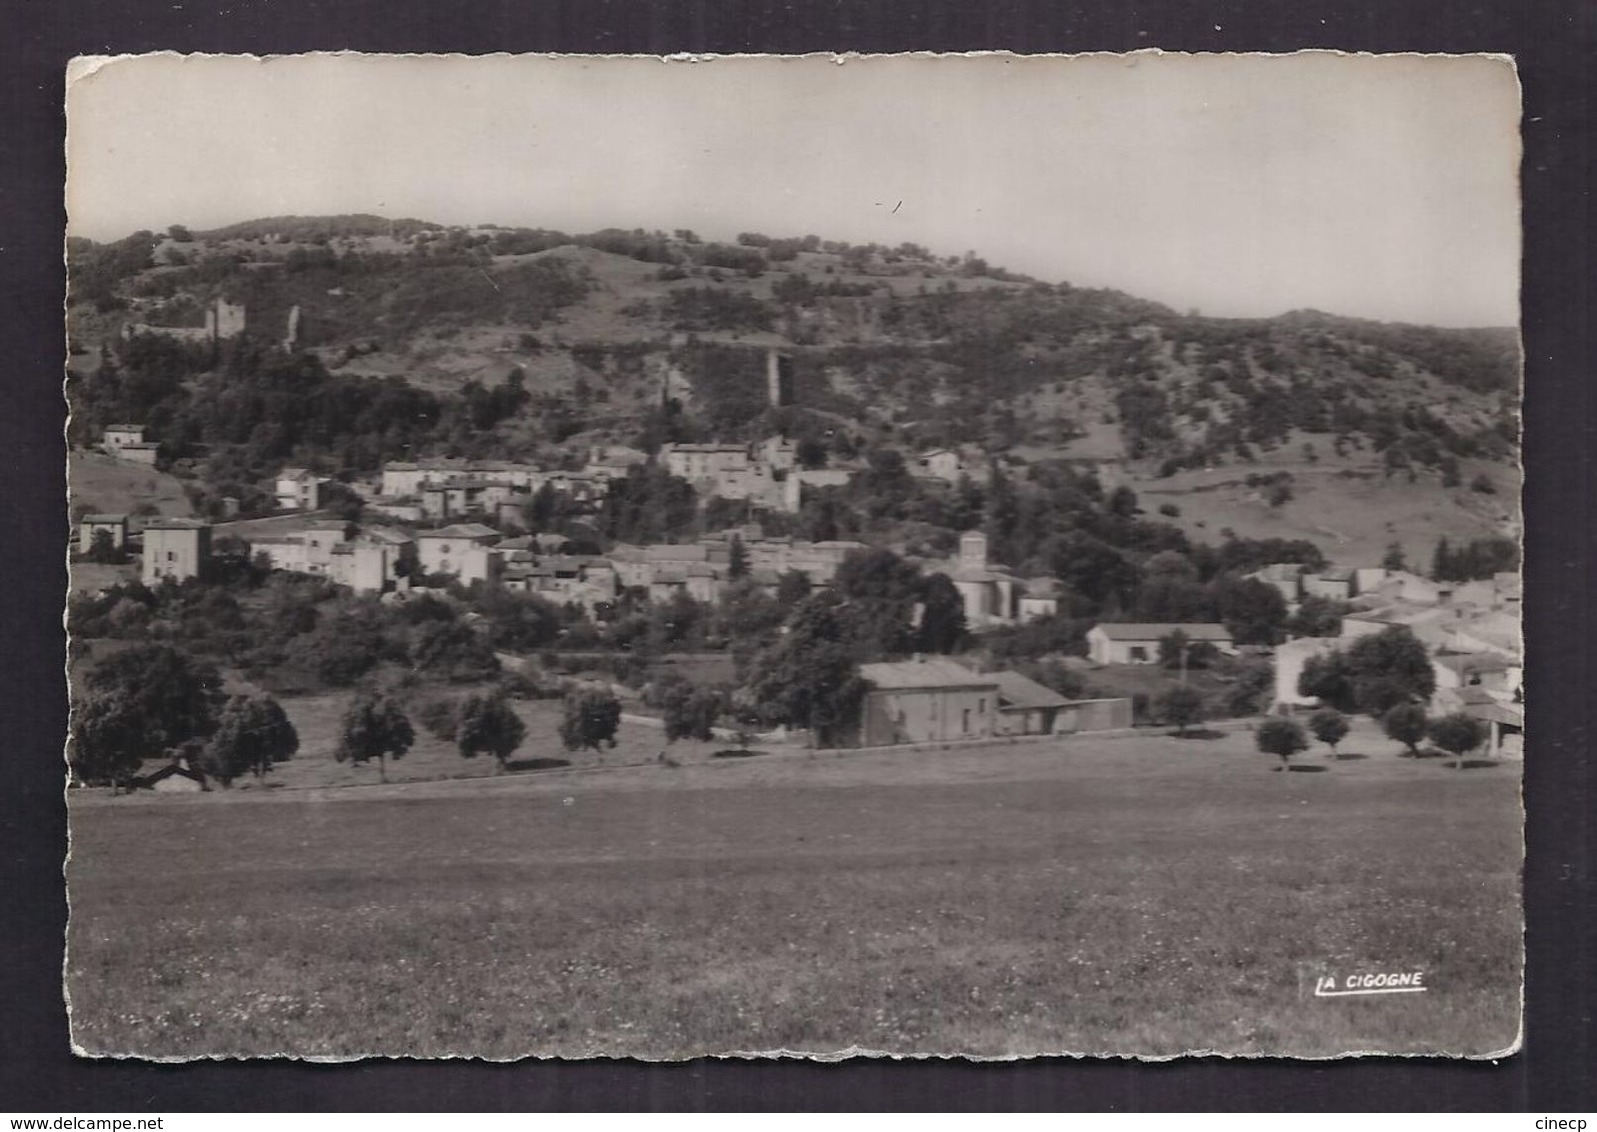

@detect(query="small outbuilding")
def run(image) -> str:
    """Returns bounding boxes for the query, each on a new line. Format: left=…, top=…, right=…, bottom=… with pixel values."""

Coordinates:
left=991, top=670, right=1071, bottom=736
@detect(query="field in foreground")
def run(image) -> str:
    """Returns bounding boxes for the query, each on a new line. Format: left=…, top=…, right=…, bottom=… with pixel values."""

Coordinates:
left=65, top=725, right=1522, bottom=1059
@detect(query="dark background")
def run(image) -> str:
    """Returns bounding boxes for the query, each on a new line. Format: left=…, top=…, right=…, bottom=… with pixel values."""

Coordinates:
left=2, top=0, right=1592, bottom=1112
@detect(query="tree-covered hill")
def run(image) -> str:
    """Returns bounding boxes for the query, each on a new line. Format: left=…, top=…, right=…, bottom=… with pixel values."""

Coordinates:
left=66, top=217, right=1520, bottom=559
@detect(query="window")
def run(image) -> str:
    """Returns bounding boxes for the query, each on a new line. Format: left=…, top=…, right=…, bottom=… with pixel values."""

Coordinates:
left=962, top=708, right=971, bottom=734
left=978, top=698, right=986, bottom=715
left=167, top=551, right=176, bottom=562
left=1129, top=645, right=1148, bottom=662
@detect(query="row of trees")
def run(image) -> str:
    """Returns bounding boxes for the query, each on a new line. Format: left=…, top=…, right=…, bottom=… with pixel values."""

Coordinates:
left=70, top=644, right=297, bottom=788
left=1257, top=707, right=1488, bottom=769
left=70, top=640, right=636, bottom=790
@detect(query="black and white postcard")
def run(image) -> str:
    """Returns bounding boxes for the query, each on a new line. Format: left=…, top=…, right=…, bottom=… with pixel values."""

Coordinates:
left=63, top=51, right=1523, bottom=1059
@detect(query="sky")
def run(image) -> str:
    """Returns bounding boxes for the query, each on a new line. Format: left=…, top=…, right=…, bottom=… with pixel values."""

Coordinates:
left=66, top=52, right=1521, bottom=327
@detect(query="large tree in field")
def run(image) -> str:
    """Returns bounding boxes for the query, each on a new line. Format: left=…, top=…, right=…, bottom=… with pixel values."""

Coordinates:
left=1211, top=575, right=1289, bottom=646
left=916, top=572, right=968, bottom=655
left=70, top=643, right=224, bottom=788
left=1346, top=626, right=1436, bottom=716
left=455, top=691, right=528, bottom=771
left=660, top=683, right=722, bottom=745
left=1298, top=625, right=1435, bottom=718
left=832, top=546, right=921, bottom=658
left=1428, top=712, right=1488, bottom=768
left=1257, top=717, right=1309, bottom=770
left=335, top=687, right=415, bottom=782
left=1307, top=708, right=1350, bottom=759
left=202, top=693, right=299, bottom=785
left=560, top=687, right=622, bottom=756
left=1383, top=703, right=1429, bottom=757
left=741, top=590, right=868, bottom=747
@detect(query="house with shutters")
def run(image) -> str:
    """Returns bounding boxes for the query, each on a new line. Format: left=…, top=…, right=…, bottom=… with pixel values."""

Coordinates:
left=858, top=656, right=1001, bottom=747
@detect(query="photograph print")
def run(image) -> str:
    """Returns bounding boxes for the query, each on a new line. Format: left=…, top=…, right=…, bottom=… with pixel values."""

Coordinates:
left=63, top=51, right=1523, bottom=1059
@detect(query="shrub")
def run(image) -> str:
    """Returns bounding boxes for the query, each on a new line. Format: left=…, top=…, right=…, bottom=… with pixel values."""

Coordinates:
left=416, top=696, right=459, bottom=742
left=1383, top=703, right=1429, bottom=756
left=1428, top=712, right=1488, bottom=767
left=1157, top=684, right=1205, bottom=736
left=1307, top=708, right=1350, bottom=756
left=1257, top=717, right=1309, bottom=769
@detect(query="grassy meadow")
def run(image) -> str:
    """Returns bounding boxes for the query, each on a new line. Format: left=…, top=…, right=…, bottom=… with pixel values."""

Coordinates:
left=65, top=719, right=1522, bottom=1060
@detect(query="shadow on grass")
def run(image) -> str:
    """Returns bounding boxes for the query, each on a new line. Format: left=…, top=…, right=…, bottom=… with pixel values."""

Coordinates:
left=1287, top=764, right=1329, bottom=773
left=1166, top=728, right=1226, bottom=741
left=1332, top=752, right=1369, bottom=761
left=504, top=757, right=572, bottom=773
left=711, top=749, right=765, bottom=760
left=1449, top=759, right=1501, bottom=771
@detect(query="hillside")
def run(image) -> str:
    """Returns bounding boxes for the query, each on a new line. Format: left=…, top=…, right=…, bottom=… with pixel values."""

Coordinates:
left=65, top=218, right=1520, bottom=563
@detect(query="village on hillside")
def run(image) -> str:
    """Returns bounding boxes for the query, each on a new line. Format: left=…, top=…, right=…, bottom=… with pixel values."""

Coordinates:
left=70, top=309, right=1522, bottom=784
left=56, top=46, right=1531, bottom=1064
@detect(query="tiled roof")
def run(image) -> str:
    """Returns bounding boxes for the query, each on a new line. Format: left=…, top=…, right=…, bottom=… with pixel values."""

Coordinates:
left=992, top=670, right=1071, bottom=711
left=860, top=657, right=998, bottom=691
left=1091, top=622, right=1232, bottom=641
left=419, top=523, right=500, bottom=540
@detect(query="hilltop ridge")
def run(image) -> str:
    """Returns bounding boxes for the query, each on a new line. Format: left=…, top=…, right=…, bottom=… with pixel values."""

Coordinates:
left=66, top=217, right=1520, bottom=563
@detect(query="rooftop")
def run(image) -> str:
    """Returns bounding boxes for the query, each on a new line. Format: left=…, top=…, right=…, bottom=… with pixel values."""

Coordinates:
left=418, top=523, right=500, bottom=541
left=860, top=656, right=999, bottom=691
left=992, top=670, right=1071, bottom=711
left=1091, top=622, right=1232, bottom=641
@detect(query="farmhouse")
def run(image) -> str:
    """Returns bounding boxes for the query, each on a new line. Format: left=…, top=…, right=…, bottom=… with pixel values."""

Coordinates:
left=858, top=656, right=1000, bottom=747
left=1016, top=577, right=1062, bottom=623
left=415, top=523, right=502, bottom=583
left=1302, top=568, right=1356, bottom=602
left=78, top=513, right=129, bottom=555
left=1086, top=622, right=1234, bottom=666
left=141, top=518, right=211, bottom=585
left=274, top=468, right=329, bottom=512
left=661, top=442, right=753, bottom=481
left=101, top=424, right=145, bottom=454
left=134, top=759, right=209, bottom=793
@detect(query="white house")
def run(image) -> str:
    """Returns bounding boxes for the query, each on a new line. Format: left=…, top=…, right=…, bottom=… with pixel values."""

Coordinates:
left=78, top=513, right=129, bottom=555
left=275, top=468, right=328, bottom=512
left=102, top=424, right=145, bottom=454
left=415, top=523, right=501, bottom=582
left=1271, top=635, right=1341, bottom=712
left=1085, top=622, right=1234, bottom=666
